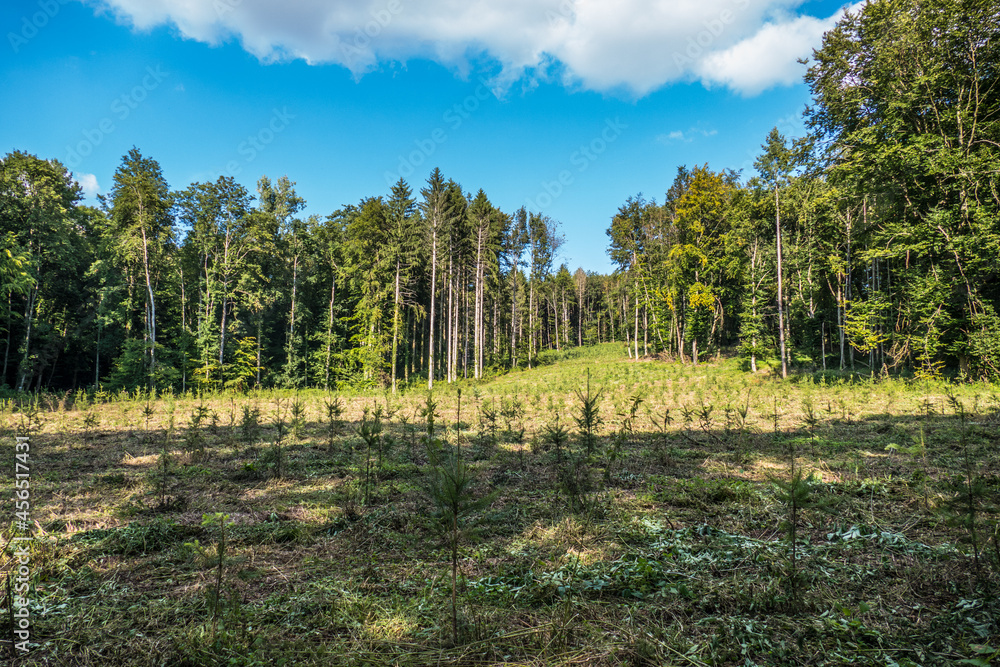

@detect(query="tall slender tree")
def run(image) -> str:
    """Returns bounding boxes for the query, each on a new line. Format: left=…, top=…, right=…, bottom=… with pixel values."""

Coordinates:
left=106, top=147, right=174, bottom=387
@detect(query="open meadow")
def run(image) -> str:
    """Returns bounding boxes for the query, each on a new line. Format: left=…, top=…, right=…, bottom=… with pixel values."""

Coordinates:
left=2, top=344, right=999, bottom=666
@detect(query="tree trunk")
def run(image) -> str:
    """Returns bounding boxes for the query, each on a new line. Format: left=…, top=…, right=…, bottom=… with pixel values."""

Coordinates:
left=474, top=226, right=484, bottom=379
left=255, top=315, right=263, bottom=388
left=428, top=227, right=438, bottom=390
left=446, top=254, right=454, bottom=383
left=326, top=274, right=337, bottom=389
left=16, top=285, right=38, bottom=391
left=776, top=185, right=788, bottom=378
left=218, top=295, right=228, bottom=384
left=634, top=300, right=639, bottom=359
left=510, top=273, right=518, bottom=369
left=3, top=292, right=11, bottom=385
left=751, top=240, right=758, bottom=373
left=552, top=294, right=560, bottom=351
left=140, top=222, right=157, bottom=384
left=528, top=279, right=535, bottom=368
left=391, top=260, right=401, bottom=394
left=95, top=293, right=103, bottom=387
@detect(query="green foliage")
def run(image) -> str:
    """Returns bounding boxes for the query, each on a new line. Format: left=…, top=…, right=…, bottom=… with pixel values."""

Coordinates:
left=355, top=404, right=384, bottom=505
left=226, top=337, right=261, bottom=391
left=322, top=396, right=344, bottom=453
left=185, top=402, right=211, bottom=461
left=478, top=397, right=499, bottom=453
left=542, top=415, right=570, bottom=468
left=289, top=395, right=306, bottom=441
left=771, top=464, right=831, bottom=609
left=183, top=513, right=239, bottom=645
left=424, top=443, right=497, bottom=645
left=573, top=369, right=603, bottom=457
left=967, top=305, right=1000, bottom=381
left=940, top=398, right=996, bottom=579
left=269, top=400, right=286, bottom=478
left=239, top=404, right=260, bottom=448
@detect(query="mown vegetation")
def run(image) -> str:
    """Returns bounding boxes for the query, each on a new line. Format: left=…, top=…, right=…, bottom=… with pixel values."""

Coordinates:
left=2, top=345, right=998, bottom=665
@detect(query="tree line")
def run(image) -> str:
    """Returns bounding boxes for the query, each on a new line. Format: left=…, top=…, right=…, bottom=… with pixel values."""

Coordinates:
left=0, top=154, right=636, bottom=393
left=607, top=0, right=1000, bottom=380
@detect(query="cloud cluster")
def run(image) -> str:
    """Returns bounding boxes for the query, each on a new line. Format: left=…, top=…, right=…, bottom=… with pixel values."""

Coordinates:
left=86, top=0, right=857, bottom=96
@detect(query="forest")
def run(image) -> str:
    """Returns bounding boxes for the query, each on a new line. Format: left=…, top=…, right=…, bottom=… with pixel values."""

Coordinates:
left=2, top=1, right=999, bottom=394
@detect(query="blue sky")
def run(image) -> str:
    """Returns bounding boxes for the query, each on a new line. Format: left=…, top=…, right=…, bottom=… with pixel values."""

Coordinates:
left=2, top=0, right=854, bottom=273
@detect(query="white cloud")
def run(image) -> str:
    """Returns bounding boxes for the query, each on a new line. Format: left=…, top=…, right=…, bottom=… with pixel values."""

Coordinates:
left=85, top=0, right=860, bottom=96
left=75, top=173, right=100, bottom=199
left=696, top=15, right=826, bottom=94
left=657, top=127, right=718, bottom=144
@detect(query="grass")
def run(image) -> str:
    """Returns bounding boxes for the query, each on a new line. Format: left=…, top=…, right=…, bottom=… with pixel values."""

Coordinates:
left=0, top=343, right=998, bottom=665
